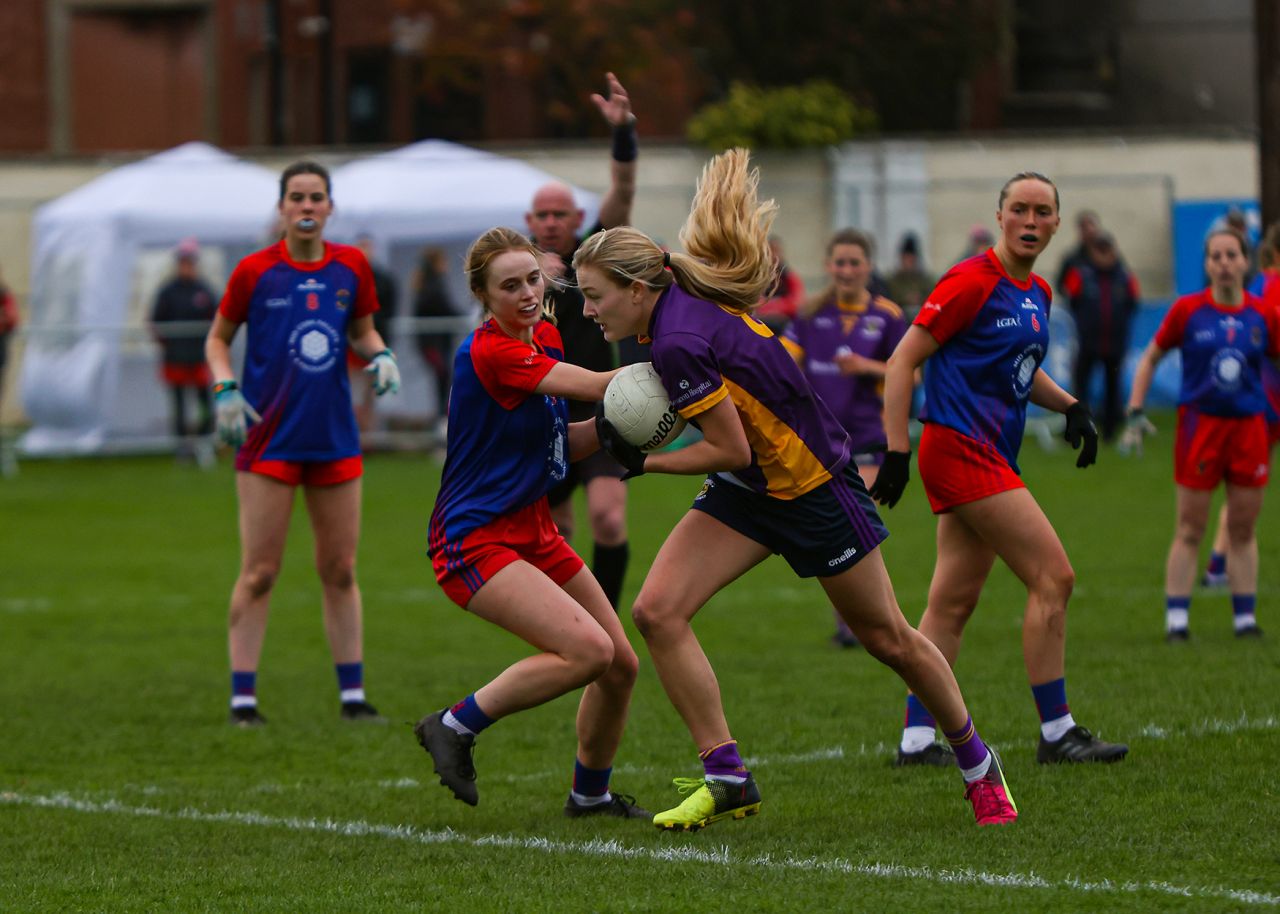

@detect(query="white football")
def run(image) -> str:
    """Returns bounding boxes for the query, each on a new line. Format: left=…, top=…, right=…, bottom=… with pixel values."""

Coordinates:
left=603, top=362, right=687, bottom=452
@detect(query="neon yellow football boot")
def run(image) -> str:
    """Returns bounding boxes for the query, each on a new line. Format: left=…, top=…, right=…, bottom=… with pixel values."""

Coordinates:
left=652, top=776, right=762, bottom=831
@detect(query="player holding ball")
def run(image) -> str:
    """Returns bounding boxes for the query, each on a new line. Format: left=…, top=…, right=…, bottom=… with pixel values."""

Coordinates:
left=578, top=149, right=1018, bottom=830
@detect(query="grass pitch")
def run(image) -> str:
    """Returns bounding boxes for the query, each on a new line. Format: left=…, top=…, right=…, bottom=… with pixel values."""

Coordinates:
left=2, top=417, right=1278, bottom=912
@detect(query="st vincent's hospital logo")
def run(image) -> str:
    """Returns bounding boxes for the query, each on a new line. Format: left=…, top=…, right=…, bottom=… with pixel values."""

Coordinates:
left=289, top=319, right=342, bottom=372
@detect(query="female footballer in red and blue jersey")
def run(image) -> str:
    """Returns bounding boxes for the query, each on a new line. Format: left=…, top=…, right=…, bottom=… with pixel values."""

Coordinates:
left=206, top=161, right=401, bottom=727
left=876, top=172, right=1128, bottom=771
left=578, top=149, right=1017, bottom=829
left=1127, top=228, right=1280, bottom=640
left=413, top=227, right=648, bottom=820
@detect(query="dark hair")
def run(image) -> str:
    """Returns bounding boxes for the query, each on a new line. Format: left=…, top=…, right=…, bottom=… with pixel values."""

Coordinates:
left=1204, top=227, right=1249, bottom=260
left=279, top=160, right=331, bottom=201
left=998, top=171, right=1059, bottom=212
left=826, top=227, right=874, bottom=260
left=1259, top=221, right=1280, bottom=270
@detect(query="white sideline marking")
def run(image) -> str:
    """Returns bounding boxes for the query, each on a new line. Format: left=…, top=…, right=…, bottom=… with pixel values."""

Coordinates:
left=3, top=791, right=1276, bottom=907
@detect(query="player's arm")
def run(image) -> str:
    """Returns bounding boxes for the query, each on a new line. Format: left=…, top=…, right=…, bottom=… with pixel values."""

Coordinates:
left=347, top=314, right=389, bottom=362
left=534, top=362, right=622, bottom=401
left=1126, top=339, right=1168, bottom=415
left=1029, top=369, right=1076, bottom=412
left=882, top=326, right=937, bottom=452
left=592, top=72, right=637, bottom=230
left=567, top=419, right=601, bottom=462
left=205, top=312, right=240, bottom=382
left=641, top=396, right=752, bottom=475
left=836, top=351, right=887, bottom=377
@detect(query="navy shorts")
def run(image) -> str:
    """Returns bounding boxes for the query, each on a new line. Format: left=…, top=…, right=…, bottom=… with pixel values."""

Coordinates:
left=690, top=462, right=888, bottom=578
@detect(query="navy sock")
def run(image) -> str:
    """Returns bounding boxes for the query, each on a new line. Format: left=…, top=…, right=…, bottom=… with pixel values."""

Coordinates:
left=904, top=693, right=937, bottom=730
left=335, top=662, right=365, bottom=703
left=1207, top=552, right=1226, bottom=575
left=1166, top=595, right=1191, bottom=632
left=231, top=671, right=257, bottom=708
left=572, top=760, right=612, bottom=798
left=449, top=693, right=495, bottom=735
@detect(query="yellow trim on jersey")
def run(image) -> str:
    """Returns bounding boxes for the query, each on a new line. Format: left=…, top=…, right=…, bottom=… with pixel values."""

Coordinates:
left=723, top=378, right=833, bottom=499
left=779, top=336, right=805, bottom=360
left=718, top=304, right=775, bottom=338
left=677, top=382, right=730, bottom=419
left=873, top=297, right=904, bottom=319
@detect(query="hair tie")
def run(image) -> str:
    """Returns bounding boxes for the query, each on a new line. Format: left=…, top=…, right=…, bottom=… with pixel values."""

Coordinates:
left=662, top=251, right=671, bottom=269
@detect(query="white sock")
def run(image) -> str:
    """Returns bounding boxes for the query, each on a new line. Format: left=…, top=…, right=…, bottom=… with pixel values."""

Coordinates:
left=570, top=790, right=612, bottom=806
left=1234, top=614, right=1258, bottom=631
left=340, top=687, right=366, bottom=704
left=442, top=710, right=476, bottom=737
left=1041, top=713, right=1076, bottom=743
left=961, top=751, right=993, bottom=783
left=230, top=695, right=257, bottom=709
left=900, top=726, right=937, bottom=753
left=1166, top=608, right=1190, bottom=631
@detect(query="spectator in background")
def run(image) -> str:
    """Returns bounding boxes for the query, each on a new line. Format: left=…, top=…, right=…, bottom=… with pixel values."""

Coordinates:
left=954, top=223, right=994, bottom=265
left=350, top=235, right=399, bottom=435
left=1063, top=230, right=1141, bottom=441
left=887, top=232, right=936, bottom=322
left=413, top=246, right=457, bottom=427
left=150, top=238, right=217, bottom=450
left=0, top=265, right=18, bottom=405
left=1055, top=210, right=1101, bottom=295
left=755, top=235, right=805, bottom=334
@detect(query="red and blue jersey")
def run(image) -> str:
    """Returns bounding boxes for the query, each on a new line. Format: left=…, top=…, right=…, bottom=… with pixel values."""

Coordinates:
left=781, top=295, right=907, bottom=451
left=648, top=283, right=851, bottom=500
left=1254, top=270, right=1280, bottom=425
left=429, top=319, right=569, bottom=546
left=219, top=240, right=379, bottom=462
left=915, top=250, right=1052, bottom=473
left=1154, top=289, right=1280, bottom=417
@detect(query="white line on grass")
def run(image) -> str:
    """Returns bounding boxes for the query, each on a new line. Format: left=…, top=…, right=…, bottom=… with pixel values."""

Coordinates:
left=3, top=790, right=1276, bottom=908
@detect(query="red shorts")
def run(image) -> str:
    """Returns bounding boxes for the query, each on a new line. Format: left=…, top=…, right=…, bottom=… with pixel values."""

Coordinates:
left=235, top=454, right=363, bottom=486
left=431, top=498, right=584, bottom=609
left=1173, top=407, right=1271, bottom=489
left=162, top=363, right=212, bottom=387
left=917, top=423, right=1026, bottom=514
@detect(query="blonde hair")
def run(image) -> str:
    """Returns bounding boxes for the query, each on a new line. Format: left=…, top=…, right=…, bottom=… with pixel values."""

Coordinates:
left=1259, top=221, right=1280, bottom=270
left=573, top=148, right=778, bottom=312
left=464, top=227, right=555, bottom=322
left=799, top=227, right=874, bottom=319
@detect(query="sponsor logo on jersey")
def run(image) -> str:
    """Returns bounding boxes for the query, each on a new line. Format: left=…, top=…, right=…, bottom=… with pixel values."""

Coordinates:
left=996, top=317, right=1021, bottom=328
left=827, top=545, right=858, bottom=567
left=298, top=278, right=326, bottom=292
left=288, top=318, right=341, bottom=373
left=1195, top=329, right=1215, bottom=343
left=675, top=379, right=714, bottom=406
left=266, top=297, right=290, bottom=309
left=1020, top=298, right=1039, bottom=311
left=1031, top=313, right=1041, bottom=333
left=1220, top=315, right=1243, bottom=344
left=922, top=301, right=942, bottom=313
left=306, top=292, right=320, bottom=311
left=678, top=379, right=691, bottom=390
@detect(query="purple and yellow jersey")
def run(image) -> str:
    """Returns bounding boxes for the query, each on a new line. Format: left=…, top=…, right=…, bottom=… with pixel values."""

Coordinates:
left=781, top=295, right=907, bottom=451
left=1154, top=289, right=1280, bottom=418
left=219, top=240, right=379, bottom=462
left=647, top=283, right=851, bottom=500
left=915, top=250, right=1052, bottom=473
left=429, top=319, right=569, bottom=546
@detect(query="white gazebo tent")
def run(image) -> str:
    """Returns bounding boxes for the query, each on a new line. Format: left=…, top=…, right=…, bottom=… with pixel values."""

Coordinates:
left=327, top=140, right=598, bottom=422
left=20, top=142, right=278, bottom=454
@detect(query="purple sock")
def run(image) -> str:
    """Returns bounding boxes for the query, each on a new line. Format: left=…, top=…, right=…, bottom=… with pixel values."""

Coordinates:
left=700, top=740, right=749, bottom=778
left=943, top=717, right=990, bottom=773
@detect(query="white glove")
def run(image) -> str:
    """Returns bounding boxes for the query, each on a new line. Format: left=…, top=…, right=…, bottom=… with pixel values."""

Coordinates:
left=213, top=381, right=261, bottom=447
left=1117, top=408, right=1157, bottom=457
left=365, top=349, right=401, bottom=396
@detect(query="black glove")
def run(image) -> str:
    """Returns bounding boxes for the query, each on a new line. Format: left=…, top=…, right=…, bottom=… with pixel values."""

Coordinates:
left=1063, top=400, right=1098, bottom=469
left=868, top=450, right=911, bottom=508
left=595, top=407, right=647, bottom=480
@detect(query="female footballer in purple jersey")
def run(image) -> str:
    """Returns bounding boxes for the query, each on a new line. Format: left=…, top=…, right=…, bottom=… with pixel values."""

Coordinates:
left=412, top=228, right=648, bottom=819
left=782, top=228, right=908, bottom=648
left=576, top=149, right=1017, bottom=830
left=205, top=161, right=401, bottom=726
left=1125, top=228, right=1280, bottom=641
left=874, top=172, right=1127, bottom=768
